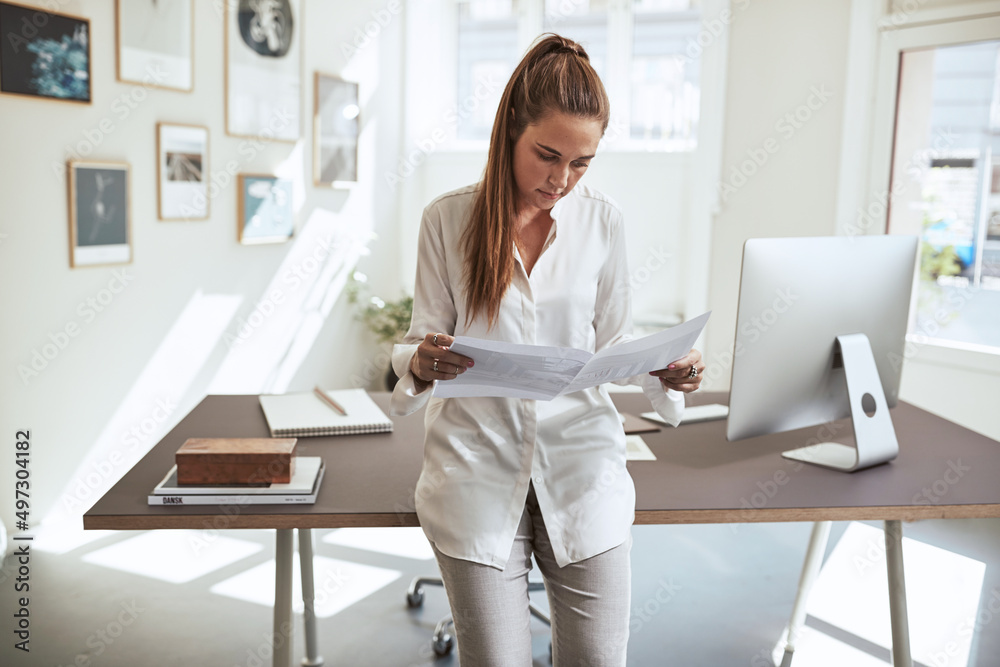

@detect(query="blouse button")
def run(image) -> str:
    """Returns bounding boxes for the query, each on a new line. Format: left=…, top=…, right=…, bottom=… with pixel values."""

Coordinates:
left=534, top=475, right=543, bottom=485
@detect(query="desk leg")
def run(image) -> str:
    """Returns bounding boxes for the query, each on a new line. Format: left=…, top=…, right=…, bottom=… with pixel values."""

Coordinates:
left=884, top=520, right=913, bottom=667
left=298, top=528, right=324, bottom=667
left=777, top=521, right=832, bottom=667
left=274, top=529, right=294, bottom=667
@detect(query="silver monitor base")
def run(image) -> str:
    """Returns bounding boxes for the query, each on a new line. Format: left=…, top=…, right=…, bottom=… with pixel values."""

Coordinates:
left=782, top=442, right=862, bottom=472
left=782, top=333, right=900, bottom=473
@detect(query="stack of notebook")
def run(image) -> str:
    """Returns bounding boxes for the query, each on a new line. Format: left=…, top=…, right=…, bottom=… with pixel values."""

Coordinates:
left=149, top=456, right=325, bottom=506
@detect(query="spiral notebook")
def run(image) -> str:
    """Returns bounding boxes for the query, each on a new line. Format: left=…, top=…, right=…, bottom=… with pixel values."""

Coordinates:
left=258, top=388, right=393, bottom=437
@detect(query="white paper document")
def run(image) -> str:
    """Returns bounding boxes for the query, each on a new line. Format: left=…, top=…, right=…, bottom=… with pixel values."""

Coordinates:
left=433, top=311, right=711, bottom=399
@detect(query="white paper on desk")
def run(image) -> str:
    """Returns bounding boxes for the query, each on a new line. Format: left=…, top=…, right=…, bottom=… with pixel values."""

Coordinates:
left=433, top=311, right=710, bottom=399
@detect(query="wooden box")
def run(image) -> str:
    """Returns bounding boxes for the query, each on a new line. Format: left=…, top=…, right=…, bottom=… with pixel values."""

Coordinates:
left=175, top=438, right=297, bottom=486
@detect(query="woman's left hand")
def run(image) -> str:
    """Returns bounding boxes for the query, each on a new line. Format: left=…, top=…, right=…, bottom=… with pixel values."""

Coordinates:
left=649, top=348, right=704, bottom=393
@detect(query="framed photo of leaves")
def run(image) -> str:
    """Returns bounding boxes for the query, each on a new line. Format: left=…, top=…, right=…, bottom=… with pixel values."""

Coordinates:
left=0, top=1, right=91, bottom=103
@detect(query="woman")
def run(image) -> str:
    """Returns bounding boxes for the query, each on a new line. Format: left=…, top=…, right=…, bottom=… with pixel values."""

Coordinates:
left=390, top=34, right=705, bottom=665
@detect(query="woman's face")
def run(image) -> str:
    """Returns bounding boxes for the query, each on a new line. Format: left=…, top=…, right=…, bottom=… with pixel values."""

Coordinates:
left=511, top=110, right=603, bottom=216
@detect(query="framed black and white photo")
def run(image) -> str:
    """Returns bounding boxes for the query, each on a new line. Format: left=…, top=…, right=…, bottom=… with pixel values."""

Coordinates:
left=225, top=0, right=301, bottom=142
left=157, top=123, right=208, bottom=221
left=314, top=72, right=359, bottom=188
left=68, top=161, right=131, bottom=267
left=238, top=174, right=294, bottom=244
left=116, top=0, right=193, bottom=91
left=0, top=1, right=91, bottom=103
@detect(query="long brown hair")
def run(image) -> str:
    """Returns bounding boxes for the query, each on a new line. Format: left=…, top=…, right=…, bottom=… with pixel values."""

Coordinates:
left=461, top=33, right=610, bottom=329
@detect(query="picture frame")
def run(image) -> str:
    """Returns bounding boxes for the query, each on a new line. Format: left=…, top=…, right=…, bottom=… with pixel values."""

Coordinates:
left=313, top=72, right=359, bottom=188
left=225, top=0, right=301, bottom=142
left=237, top=174, right=294, bottom=245
left=68, top=161, right=132, bottom=268
left=157, top=123, right=209, bottom=221
left=0, top=1, right=91, bottom=103
left=115, top=0, right=193, bottom=91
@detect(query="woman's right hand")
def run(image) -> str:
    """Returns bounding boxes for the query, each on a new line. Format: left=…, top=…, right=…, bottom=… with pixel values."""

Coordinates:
left=410, top=332, right=475, bottom=385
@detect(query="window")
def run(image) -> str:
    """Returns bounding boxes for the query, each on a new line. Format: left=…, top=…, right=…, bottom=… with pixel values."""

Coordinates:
left=454, top=0, right=703, bottom=149
left=631, top=0, right=700, bottom=148
left=543, top=0, right=609, bottom=79
left=456, top=0, right=521, bottom=141
left=887, top=39, right=1000, bottom=352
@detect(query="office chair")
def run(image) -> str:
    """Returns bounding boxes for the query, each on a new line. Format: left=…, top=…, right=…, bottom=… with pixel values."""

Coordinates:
left=405, top=575, right=552, bottom=660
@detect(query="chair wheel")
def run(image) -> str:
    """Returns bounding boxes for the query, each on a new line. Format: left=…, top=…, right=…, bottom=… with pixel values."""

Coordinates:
left=433, top=632, right=454, bottom=656
left=406, top=590, right=424, bottom=608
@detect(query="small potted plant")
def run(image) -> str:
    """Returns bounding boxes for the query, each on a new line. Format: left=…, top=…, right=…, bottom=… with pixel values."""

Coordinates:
left=347, top=272, right=413, bottom=390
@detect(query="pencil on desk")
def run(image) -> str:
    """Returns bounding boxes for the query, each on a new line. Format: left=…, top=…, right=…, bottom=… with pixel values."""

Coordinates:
left=313, top=386, right=347, bottom=415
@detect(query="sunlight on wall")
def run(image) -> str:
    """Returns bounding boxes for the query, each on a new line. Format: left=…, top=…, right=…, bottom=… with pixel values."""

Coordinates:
left=206, top=206, right=371, bottom=395
left=37, top=290, right=243, bottom=553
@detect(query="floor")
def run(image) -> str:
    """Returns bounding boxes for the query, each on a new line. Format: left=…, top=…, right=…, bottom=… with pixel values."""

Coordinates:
left=1, top=518, right=999, bottom=666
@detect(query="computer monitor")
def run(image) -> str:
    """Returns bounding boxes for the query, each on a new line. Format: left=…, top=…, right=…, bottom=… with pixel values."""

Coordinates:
left=726, top=235, right=919, bottom=472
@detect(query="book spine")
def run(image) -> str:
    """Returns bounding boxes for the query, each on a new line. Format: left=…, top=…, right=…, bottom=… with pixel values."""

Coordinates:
left=148, top=494, right=315, bottom=506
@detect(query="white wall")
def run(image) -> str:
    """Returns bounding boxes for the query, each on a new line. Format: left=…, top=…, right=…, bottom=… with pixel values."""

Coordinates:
left=701, top=0, right=852, bottom=389
left=0, top=0, right=406, bottom=536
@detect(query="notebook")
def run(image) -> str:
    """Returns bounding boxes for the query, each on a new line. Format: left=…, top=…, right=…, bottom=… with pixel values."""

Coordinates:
left=258, top=388, right=394, bottom=437
left=149, top=457, right=325, bottom=505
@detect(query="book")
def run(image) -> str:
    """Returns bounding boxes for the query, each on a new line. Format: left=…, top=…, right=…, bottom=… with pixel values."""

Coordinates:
left=175, top=437, right=297, bottom=485
left=258, top=388, right=393, bottom=437
left=148, top=457, right=325, bottom=506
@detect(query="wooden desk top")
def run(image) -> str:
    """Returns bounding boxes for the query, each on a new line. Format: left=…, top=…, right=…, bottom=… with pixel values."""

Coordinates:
left=83, top=392, right=1000, bottom=531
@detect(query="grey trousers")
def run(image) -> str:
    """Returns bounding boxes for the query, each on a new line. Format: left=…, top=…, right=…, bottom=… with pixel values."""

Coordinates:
left=431, top=484, right=632, bottom=666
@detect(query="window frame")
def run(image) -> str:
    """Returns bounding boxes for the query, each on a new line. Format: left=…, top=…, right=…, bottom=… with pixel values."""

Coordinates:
left=849, top=1, right=1000, bottom=372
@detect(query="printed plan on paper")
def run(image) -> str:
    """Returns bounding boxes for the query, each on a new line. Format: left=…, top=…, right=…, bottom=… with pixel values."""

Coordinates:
left=433, top=312, right=711, bottom=399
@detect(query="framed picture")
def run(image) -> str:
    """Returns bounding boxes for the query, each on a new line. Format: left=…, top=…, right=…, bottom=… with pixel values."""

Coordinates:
left=115, top=0, right=193, bottom=91
left=238, top=175, right=294, bottom=244
left=314, top=72, right=359, bottom=188
left=225, top=0, right=301, bottom=142
left=0, top=1, right=91, bottom=103
left=157, top=123, right=209, bottom=221
left=68, top=161, right=131, bottom=267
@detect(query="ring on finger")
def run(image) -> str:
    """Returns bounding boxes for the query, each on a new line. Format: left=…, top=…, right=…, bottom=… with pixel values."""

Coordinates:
left=433, top=333, right=439, bottom=346
left=433, top=359, right=439, bottom=372
left=687, top=366, right=699, bottom=379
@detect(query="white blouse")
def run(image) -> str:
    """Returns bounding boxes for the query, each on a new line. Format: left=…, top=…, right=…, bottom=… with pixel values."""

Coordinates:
left=390, top=183, right=684, bottom=569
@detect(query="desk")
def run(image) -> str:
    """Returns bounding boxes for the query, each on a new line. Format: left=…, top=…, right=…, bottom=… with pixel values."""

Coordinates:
left=84, top=392, right=1000, bottom=666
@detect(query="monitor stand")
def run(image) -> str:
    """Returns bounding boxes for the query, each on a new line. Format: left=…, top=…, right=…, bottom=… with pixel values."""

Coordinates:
left=781, top=333, right=899, bottom=472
